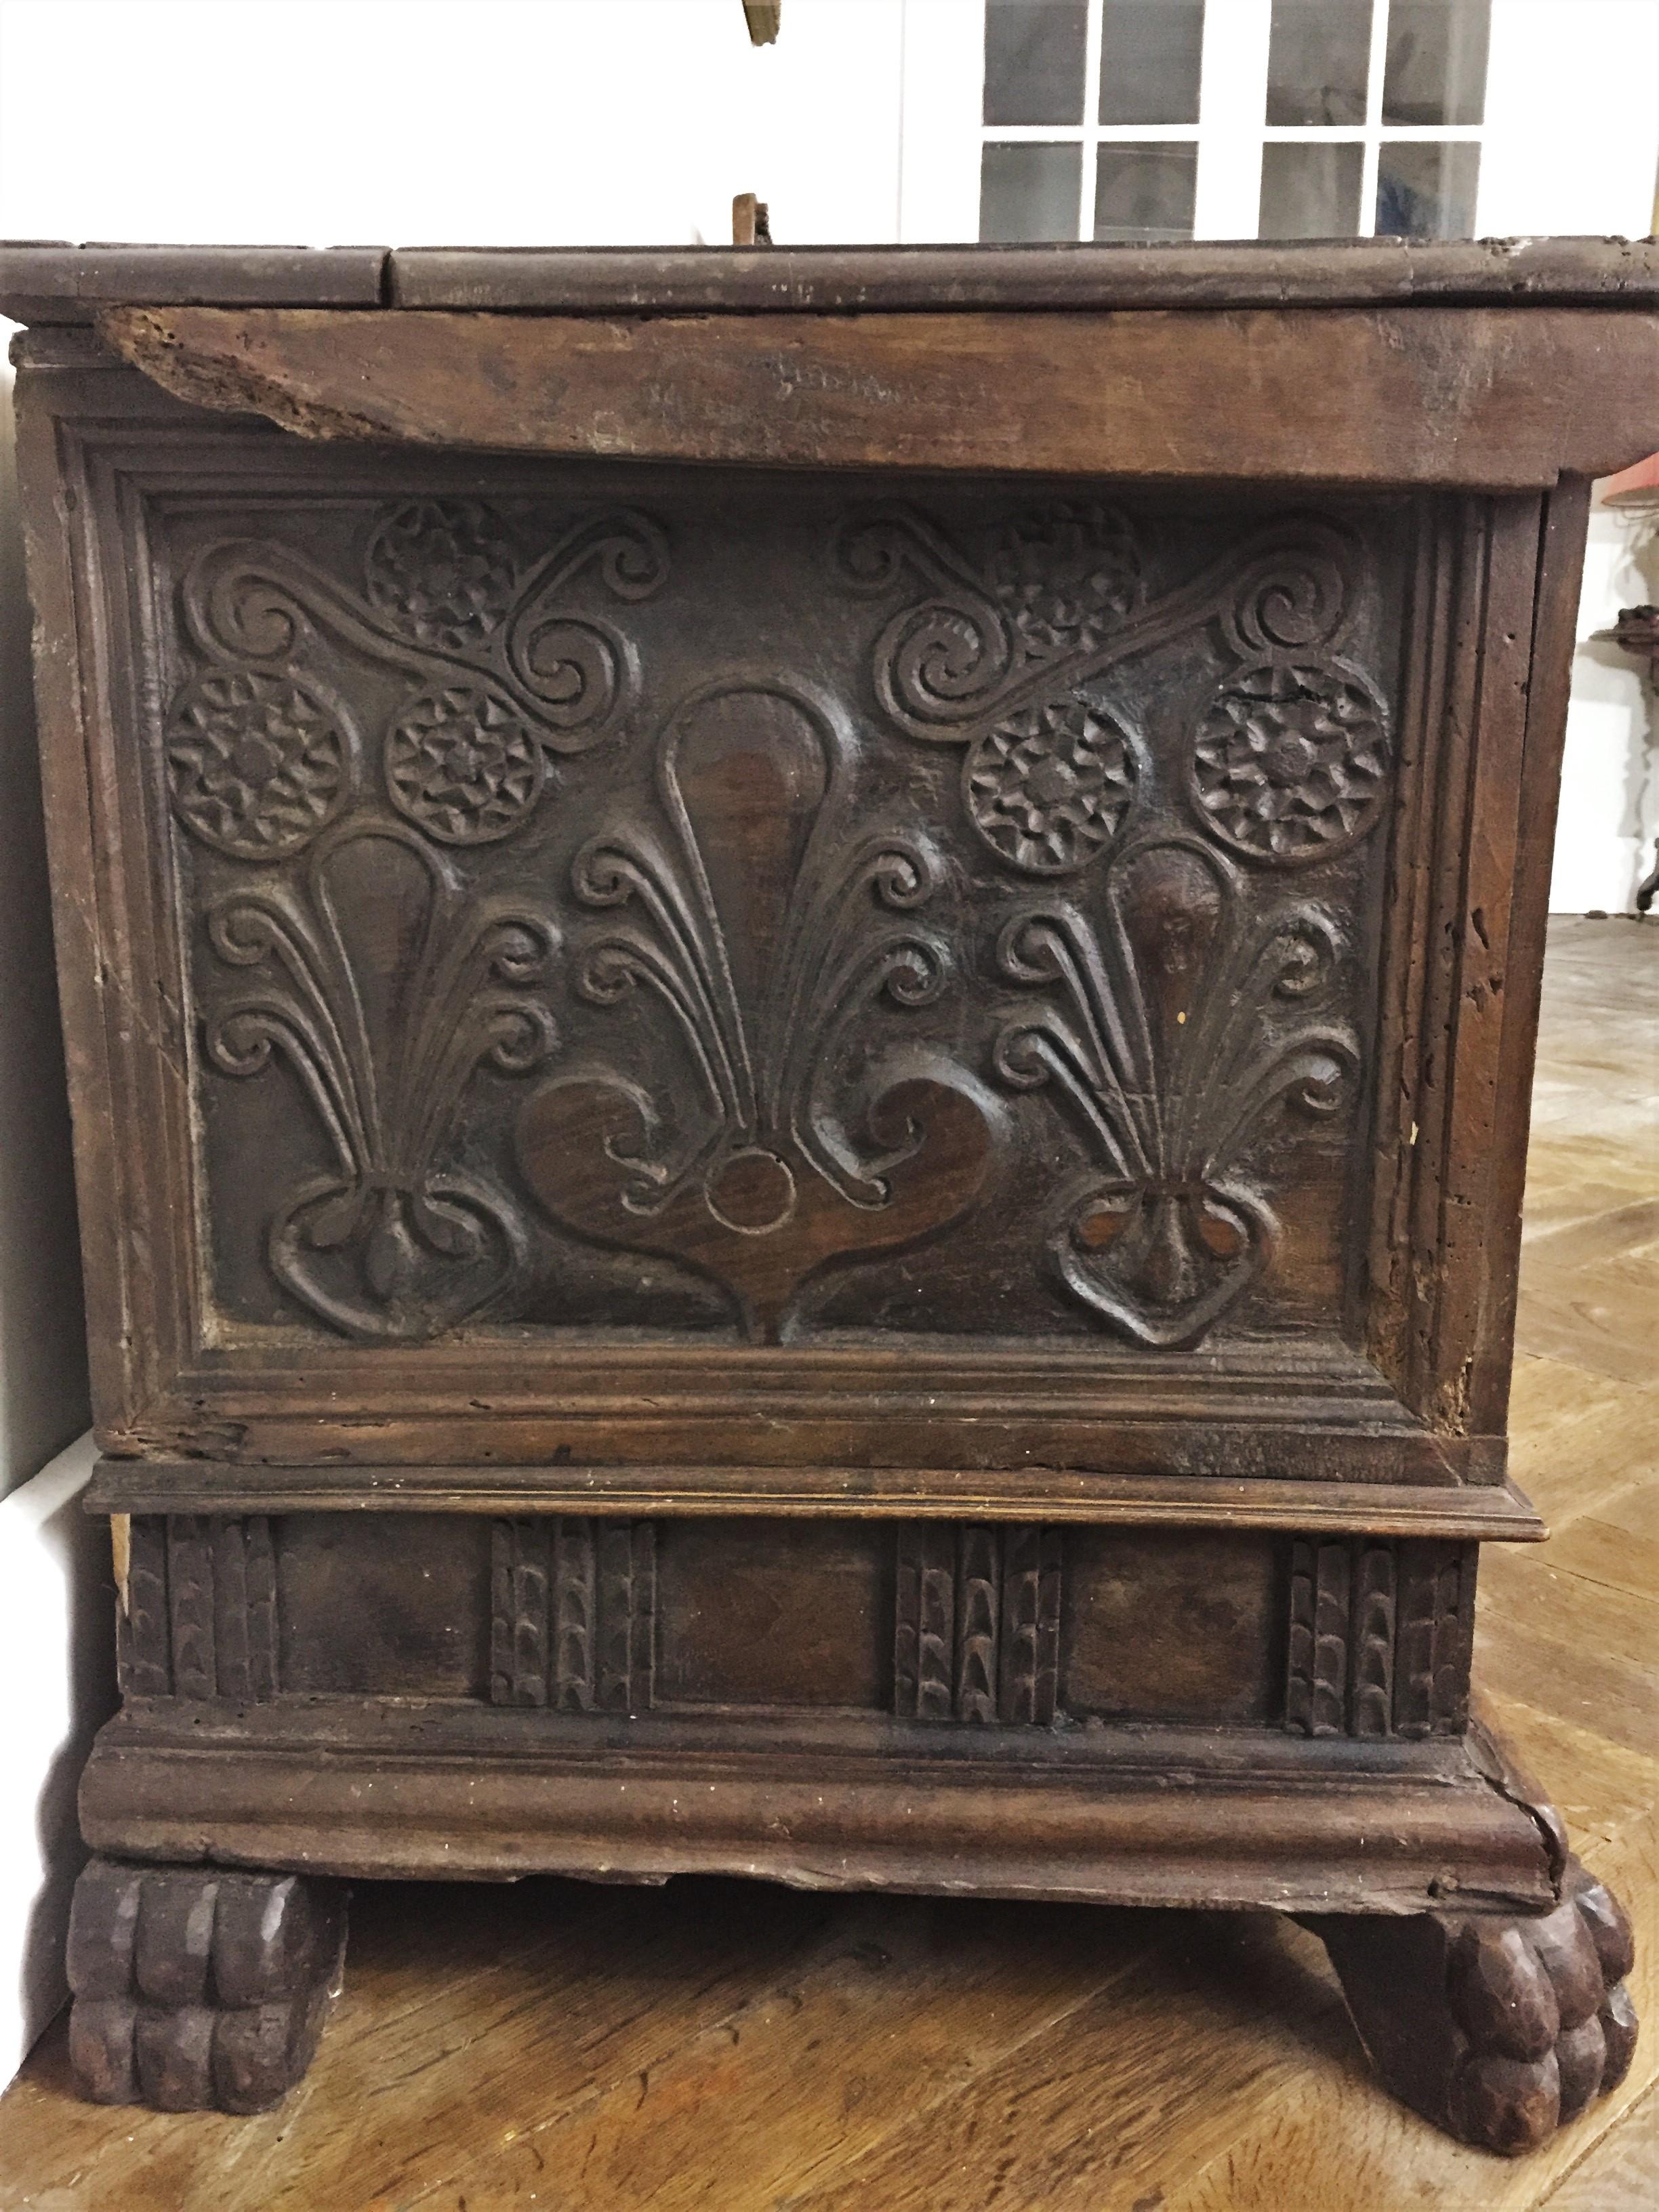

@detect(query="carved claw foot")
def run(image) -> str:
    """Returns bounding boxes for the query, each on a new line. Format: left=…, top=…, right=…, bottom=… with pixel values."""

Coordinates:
left=66, top=1857, right=347, bottom=2112
left=1313, top=1855, right=1637, bottom=2156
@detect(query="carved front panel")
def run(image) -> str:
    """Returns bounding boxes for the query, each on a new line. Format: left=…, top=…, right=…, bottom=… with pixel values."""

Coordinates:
left=144, top=462, right=1405, bottom=1353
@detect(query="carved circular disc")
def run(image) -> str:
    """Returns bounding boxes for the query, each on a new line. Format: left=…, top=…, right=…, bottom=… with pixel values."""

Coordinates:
left=965, top=697, right=1137, bottom=874
left=385, top=684, right=545, bottom=845
left=167, top=669, right=348, bottom=859
left=706, top=1147, right=797, bottom=1235
left=1190, top=658, right=1389, bottom=865
left=365, top=499, right=517, bottom=652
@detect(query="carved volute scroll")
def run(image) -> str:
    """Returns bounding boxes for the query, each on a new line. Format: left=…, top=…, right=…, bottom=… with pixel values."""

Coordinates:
left=994, top=835, right=1359, bottom=1347
left=171, top=499, right=670, bottom=846
left=516, top=680, right=995, bottom=1340
left=840, top=502, right=1390, bottom=872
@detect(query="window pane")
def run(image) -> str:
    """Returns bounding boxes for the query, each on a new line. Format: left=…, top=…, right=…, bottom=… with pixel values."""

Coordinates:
left=1259, top=142, right=1364, bottom=238
left=1267, top=0, right=1374, bottom=125
left=1376, top=141, right=1481, bottom=237
left=1094, top=143, right=1198, bottom=242
left=1383, top=0, right=1490, bottom=125
left=1099, top=0, right=1206, bottom=125
left=981, top=142, right=1083, bottom=241
left=984, top=0, right=1088, bottom=126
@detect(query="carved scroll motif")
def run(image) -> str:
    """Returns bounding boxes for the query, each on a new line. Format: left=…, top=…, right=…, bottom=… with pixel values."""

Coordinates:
left=490, top=1517, right=655, bottom=1715
left=169, top=500, right=669, bottom=852
left=516, top=680, right=995, bottom=1341
left=202, top=821, right=558, bottom=1339
left=996, top=834, right=1359, bottom=1347
left=839, top=505, right=1389, bottom=872
left=117, top=1515, right=278, bottom=1702
left=1285, top=1537, right=1473, bottom=1738
left=894, top=1523, right=1061, bottom=1724
left=168, top=500, right=665, bottom=1338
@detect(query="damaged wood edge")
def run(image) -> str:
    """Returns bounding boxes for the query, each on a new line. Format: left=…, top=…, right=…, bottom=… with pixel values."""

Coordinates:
left=110, top=1512, right=130, bottom=1617
left=96, top=304, right=394, bottom=442
left=1467, top=1708, right=1574, bottom=1898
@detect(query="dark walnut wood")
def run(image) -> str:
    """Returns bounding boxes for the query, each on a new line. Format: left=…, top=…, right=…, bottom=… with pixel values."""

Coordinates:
left=66, top=1857, right=345, bottom=2112
left=1314, top=1855, right=1639, bottom=2156
left=98, top=302, right=1659, bottom=488
left=7, top=239, right=1653, bottom=2139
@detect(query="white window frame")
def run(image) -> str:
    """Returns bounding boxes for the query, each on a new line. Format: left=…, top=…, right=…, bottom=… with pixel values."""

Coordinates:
left=899, top=0, right=1505, bottom=245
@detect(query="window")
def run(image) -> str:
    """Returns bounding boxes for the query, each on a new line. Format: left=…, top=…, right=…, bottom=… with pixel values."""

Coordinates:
left=977, top=0, right=1490, bottom=243
left=1263, top=0, right=1488, bottom=237
left=979, top=0, right=1208, bottom=243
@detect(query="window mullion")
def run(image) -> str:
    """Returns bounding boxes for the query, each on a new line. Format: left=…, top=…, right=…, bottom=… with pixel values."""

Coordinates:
left=1193, top=0, right=1273, bottom=240
left=1359, top=0, right=1391, bottom=235
left=1080, top=0, right=1106, bottom=240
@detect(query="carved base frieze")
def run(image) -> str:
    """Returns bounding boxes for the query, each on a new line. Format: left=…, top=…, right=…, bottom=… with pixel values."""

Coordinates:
left=118, top=1515, right=278, bottom=1701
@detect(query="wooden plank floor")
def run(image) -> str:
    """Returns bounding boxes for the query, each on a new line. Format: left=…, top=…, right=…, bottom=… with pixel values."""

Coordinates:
left=2, top=916, right=1654, bottom=2212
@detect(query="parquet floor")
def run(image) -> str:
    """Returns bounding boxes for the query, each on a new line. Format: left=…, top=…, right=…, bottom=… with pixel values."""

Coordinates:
left=1, top=917, right=1654, bottom=2212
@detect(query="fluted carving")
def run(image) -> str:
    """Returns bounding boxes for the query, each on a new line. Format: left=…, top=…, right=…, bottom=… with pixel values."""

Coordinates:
left=1286, top=1536, right=1473, bottom=1738
left=895, top=1524, right=1061, bottom=1725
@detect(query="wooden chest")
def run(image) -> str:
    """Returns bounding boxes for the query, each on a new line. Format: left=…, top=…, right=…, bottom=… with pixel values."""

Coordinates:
left=5, top=238, right=1654, bottom=2152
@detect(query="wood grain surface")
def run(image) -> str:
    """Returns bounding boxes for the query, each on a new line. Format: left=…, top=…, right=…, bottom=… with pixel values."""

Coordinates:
left=100, top=303, right=1659, bottom=488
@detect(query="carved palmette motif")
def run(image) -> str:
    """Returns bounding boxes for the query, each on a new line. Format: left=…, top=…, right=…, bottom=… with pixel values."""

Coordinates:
left=117, top=1515, right=278, bottom=1701
left=168, top=500, right=669, bottom=850
left=893, top=1524, right=1062, bottom=1723
left=839, top=504, right=1389, bottom=872
left=996, top=834, right=1359, bottom=1347
left=515, top=680, right=995, bottom=1340
left=1285, top=1537, right=1475, bottom=1738
left=201, top=822, right=558, bottom=1339
left=169, top=499, right=668, bottom=1338
left=490, top=1518, right=655, bottom=1713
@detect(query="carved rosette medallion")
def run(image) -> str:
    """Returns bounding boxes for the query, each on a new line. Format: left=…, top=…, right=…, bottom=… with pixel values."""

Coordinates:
left=202, top=822, right=558, bottom=1338
left=964, top=699, right=1138, bottom=874
left=838, top=500, right=1147, bottom=878
left=384, top=682, right=544, bottom=845
left=164, top=499, right=671, bottom=1338
left=516, top=680, right=994, bottom=1340
left=1192, top=658, right=1389, bottom=863
left=166, top=670, right=350, bottom=859
left=169, top=499, right=669, bottom=851
left=365, top=499, right=518, bottom=651
left=841, top=503, right=1390, bottom=876
left=995, top=835, right=1359, bottom=1347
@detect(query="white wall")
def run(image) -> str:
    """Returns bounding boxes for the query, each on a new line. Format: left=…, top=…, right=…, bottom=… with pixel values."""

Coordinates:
left=0, top=1437, right=112, bottom=2082
left=0, top=342, right=96, bottom=2076
left=0, top=0, right=907, bottom=250
left=0, top=356, right=88, bottom=1504
left=1558, top=493, right=1659, bottom=914
left=1479, top=0, right=1659, bottom=912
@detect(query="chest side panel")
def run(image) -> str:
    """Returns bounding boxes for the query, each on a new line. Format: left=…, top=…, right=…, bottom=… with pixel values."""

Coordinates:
left=134, top=453, right=1406, bottom=1364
